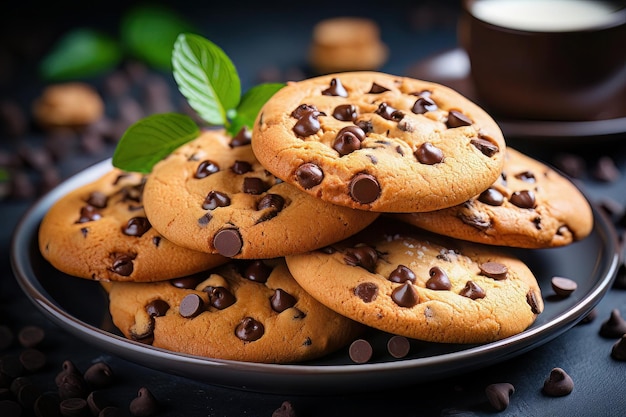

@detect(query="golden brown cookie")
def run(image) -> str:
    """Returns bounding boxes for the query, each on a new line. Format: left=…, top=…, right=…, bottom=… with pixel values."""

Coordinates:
left=252, top=71, right=506, bottom=212
left=32, top=82, right=104, bottom=129
left=142, top=128, right=379, bottom=258
left=394, top=148, right=594, bottom=248
left=105, top=258, right=364, bottom=363
left=285, top=218, right=543, bottom=344
left=38, top=168, right=226, bottom=282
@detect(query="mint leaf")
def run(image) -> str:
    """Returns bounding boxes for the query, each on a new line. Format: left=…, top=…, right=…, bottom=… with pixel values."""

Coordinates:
left=39, top=28, right=122, bottom=81
left=228, top=83, right=284, bottom=136
left=121, top=5, right=195, bottom=70
left=112, top=113, right=200, bottom=173
left=172, top=33, right=241, bottom=126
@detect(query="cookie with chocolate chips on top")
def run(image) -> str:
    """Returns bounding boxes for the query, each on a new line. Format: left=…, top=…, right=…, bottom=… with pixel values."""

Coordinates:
left=142, top=128, right=379, bottom=258
left=252, top=71, right=506, bottom=212
left=104, top=258, right=363, bottom=363
left=38, top=168, right=226, bottom=282
left=394, top=147, right=594, bottom=248
left=285, top=217, right=543, bottom=344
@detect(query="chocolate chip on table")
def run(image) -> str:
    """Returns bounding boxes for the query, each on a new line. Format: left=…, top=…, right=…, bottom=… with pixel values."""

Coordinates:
left=387, top=335, right=411, bottom=359
left=550, top=276, right=578, bottom=298
left=542, top=368, right=574, bottom=397
left=129, top=387, right=159, bottom=417
left=60, top=397, right=90, bottom=417
left=599, top=309, right=626, bottom=338
left=17, top=325, right=45, bottom=349
left=577, top=307, right=598, bottom=325
left=213, top=228, right=243, bottom=257
left=349, top=339, right=373, bottom=364
left=592, top=156, right=621, bottom=182
left=485, top=382, right=515, bottom=411
left=611, top=335, right=626, bottom=361
left=55, top=360, right=82, bottom=387
left=272, top=400, right=298, bottom=417
left=84, top=362, right=114, bottom=388
left=552, top=153, right=586, bottom=179
left=58, top=372, right=89, bottom=400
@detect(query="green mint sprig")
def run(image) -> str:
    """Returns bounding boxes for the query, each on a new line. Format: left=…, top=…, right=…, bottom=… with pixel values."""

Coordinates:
left=112, top=33, right=284, bottom=173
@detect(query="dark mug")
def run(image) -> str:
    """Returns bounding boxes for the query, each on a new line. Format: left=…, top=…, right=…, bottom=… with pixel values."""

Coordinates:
left=458, top=0, right=626, bottom=121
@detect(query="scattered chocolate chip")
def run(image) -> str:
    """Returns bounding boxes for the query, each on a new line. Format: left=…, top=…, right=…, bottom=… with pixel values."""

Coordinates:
left=354, top=282, right=379, bottom=303
left=478, top=187, right=504, bottom=206
left=111, top=254, right=134, bottom=276
left=242, top=260, right=273, bottom=283
left=375, top=102, right=403, bottom=121
left=391, top=282, right=420, bottom=307
left=388, top=265, right=416, bottom=283
left=145, top=299, right=170, bottom=318
left=333, top=125, right=365, bottom=155
left=349, top=339, right=373, bottom=364
left=344, top=245, right=378, bottom=272
left=77, top=205, right=102, bottom=223
left=368, top=83, right=389, bottom=94
left=243, top=177, right=268, bottom=195
left=446, top=110, right=472, bottom=128
left=332, top=104, right=358, bottom=121
left=205, top=287, right=236, bottom=310
left=235, top=317, right=264, bottom=342
left=55, top=360, right=81, bottom=387
left=322, top=78, right=347, bottom=97
left=349, top=173, right=380, bottom=204
left=592, top=156, right=621, bottom=182
left=553, top=153, right=586, bottom=179
left=213, top=228, right=243, bottom=257
left=411, top=96, right=437, bottom=114
left=527, top=290, right=542, bottom=314
left=599, top=309, right=626, bottom=338
left=459, top=281, right=485, bottom=299
left=231, top=160, right=252, bottom=175
left=485, top=382, right=515, bottom=411
left=202, top=191, right=231, bottom=210
left=18, top=349, right=46, bottom=372
left=86, top=191, right=108, bottom=208
left=230, top=127, right=252, bottom=147
left=509, top=190, right=536, bottom=209
left=387, top=335, right=410, bottom=358
left=84, top=362, right=114, bottom=388
left=414, top=142, right=443, bottom=165
left=87, top=390, right=111, bottom=416
left=170, top=276, right=203, bottom=289
left=257, top=194, right=285, bottom=212
left=122, top=217, right=151, bottom=237
left=295, top=163, right=324, bottom=189
left=272, top=400, right=297, bottom=417
left=194, top=160, right=220, bottom=179
left=426, top=266, right=452, bottom=290
left=290, top=104, right=318, bottom=119
left=270, top=289, right=297, bottom=313
left=293, top=110, right=322, bottom=137
left=179, top=294, right=204, bottom=318
left=611, top=335, right=626, bottom=361
left=550, top=276, right=577, bottom=298
left=470, top=137, right=499, bottom=157
left=542, top=368, right=574, bottom=397
left=58, top=372, right=89, bottom=400
left=479, top=262, right=508, bottom=280
left=17, top=325, right=44, bottom=348
left=515, top=170, right=536, bottom=183
left=60, top=397, right=90, bottom=417
left=129, top=387, right=159, bottom=417
left=578, top=307, right=598, bottom=325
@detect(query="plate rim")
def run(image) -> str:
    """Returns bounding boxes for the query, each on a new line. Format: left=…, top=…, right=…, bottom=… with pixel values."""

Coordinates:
left=10, top=158, right=621, bottom=394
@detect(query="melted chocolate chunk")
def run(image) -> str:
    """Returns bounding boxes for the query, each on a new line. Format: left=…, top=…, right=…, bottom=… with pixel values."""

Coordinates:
left=243, top=177, right=268, bottom=195
left=344, top=245, right=378, bottom=272
left=231, top=160, right=252, bottom=174
left=77, top=205, right=101, bottom=223
left=230, top=127, right=252, bottom=147
left=202, top=191, right=231, bottom=210
left=388, top=265, right=416, bottom=283
left=179, top=294, right=204, bottom=318
left=515, top=170, right=536, bottom=183
left=349, top=173, right=380, bottom=204
left=122, top=217, right=151, bottom=237
left=510, top=190, right=536, bottom=208
left=257, top=194, right=285, bottom=211
left=426, top=266, right=452, bottom=290
left=195, top=160, right=220, bottom=179
left=145, top=299, right=170, bottom=317
left=333, top=125, right=365, bottom=156
left=111, top=254, right=134, bottom=276
left=368, top=83, right=390, bottom=94
left=322, top=78, right=348, bottom=97
left=293, top=110, right=322, bottom=137
left=415, top=142, right=444, bottom=165
left=446, top=110, right=472, bottom=128
left=470, top=138, right=499, bottom=157
left=205, top=286, right=236, bottom=310
left=356, top=119, right=373, bottom=134
left=295, top=163, right=324, bottom=189
left=86, top=191, right=108, bottom=208
left=478, top=188, right=504, bottom=206
left=291, top=104, right=319, bottom=119
left=526, top=290, right=542, bottom=314
left=411, top=96, right=437, bottom=114
left=375, top=103, right=404, bottom=121
left=242, top=260, right=273, bottom=283
left=235, top=317, right=264, bottom=341
left=459, top=281, right=486, bottom=299
left=479, top=262, right=508, bottom=280
left=391, top=282, right=419, bottom=307
left=270, top=289, right=297, bottom=313
left=170, top=275, right=204, bottom=289
left=332, top=104, right=358, bottom=121
left=354, top=282, right=379, bottom=302
left=213, top=228, right=243, bottom=257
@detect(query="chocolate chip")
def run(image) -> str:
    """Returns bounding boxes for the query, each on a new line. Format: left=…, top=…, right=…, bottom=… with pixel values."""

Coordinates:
left=18, top=349, right=46, bottom=372
left=411, top=96, right=437, bottom=114
left=84, top=362, right=114, bottom=388
left=515, top=170, right=536, bottom=183
left=205, top=287, right=236, bottom=310
left=478, top=187, right=504, bottom=206
left=129, top=387, right=159, bottom=417
left=414, top=142, right=443, bottom=165
left=86, top=191, right=108, bottom=208
left=87, top=390, right=111, bottom=416
left=388, top=265, right=416, bottom=283
left=332, top=104, right=358, bottom=121
left=542, top=368, right=574, bottom=397
left=198, top=212, right=212, bottom=226
left=290, top=104, right=318, bottom=119
left=509, top=190, right=536, bottom=209
left=368, top=83, right=389, bottom=94
left=111, top=254, right=134, bottom=276
left=526, top=290, right=542, bottom=314
left=272, top=400, right=297, bottom=417
left=231, top=160, right=252, bottom=175
left=122, top=217, right=151, bottom=237
left=194, top=160, right=220, bottom=179
left=599, top=309, right=626, bottom=338
left=356, top=119, right=373, bottom=134
left=349, top=173, right=380, bottom=204
left=485, top=383, right=515, bottom=411
left=550, top=276, right=577, bottom=297
left=344, top=245, right=378, bottom=272
left=257, top=194, right=285, bottom=211
left=76, top=205, right=101, bottom=223
left=170, top=276, right=203, bottom=289
left=578, top=307, right=598, bottom=325
left=58, top=372, right=89, bottom=400
left=293, top=110, right=322, bottom=137
left=202, top=191, right=230, bottom=210
left=592, top=156, right=621, bottom=182
left=470, top=137, right=499, bottom=157
left=459, top=281, right=485, bottom=299
left=230, top=127, right=251, bottom=147
left=387, top=335, right=410, bottom=358
left=60, top=397, right=89, bottom=417
left=349, top=339, right=373, bottom=364
left=270, top=289, right=297, bottom=313
left=354, top=282, right=378, bottom=303
left=426, top=266, right=452, bottom=290
left=322, top=78, right=347, bottom=97
left=55, top=360, right=81, bottom=387
left=611, top=335, right=626, bottom=361
left=333, top=125, right=365, bottom=156
left=235, top=317, right=264, bottom=342
left=446, top=110, right=472, bottom=128
left=479, top=262, right=508, bottom=280
left=553, top=153, right=586, bottom=179
left=179, top=294, right=204, bottom=318
left=243, top=177, right=268, bottom=195
left=242, top=260, right=273, bottom=283
left=213, top=228, right=243, bottom=257
left=145, top=299, right=170, bottom=318
left=295, top=163, right=324, bottom=189
left=17, top=325, right=44, bottom=348
left=392, top=282, right=420, bottom=307
left=375, top=102, right=403, bottom=121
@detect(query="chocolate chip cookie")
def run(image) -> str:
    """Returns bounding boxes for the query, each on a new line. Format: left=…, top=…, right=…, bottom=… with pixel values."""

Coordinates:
left=142, top=128, right=379, bottom=258
left=38, top=168, right=226, bottom=282
left=394, top=147, right=594, bottom=248
left=105, top=258, right=364, bottom=363
left=285, top=218, right=543, bottom=343
left=252, top=71, right=506, bottom=212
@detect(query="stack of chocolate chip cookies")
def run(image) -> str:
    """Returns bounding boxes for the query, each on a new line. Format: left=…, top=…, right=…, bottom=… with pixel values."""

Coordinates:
left=38, top=71, right=594, bottom=363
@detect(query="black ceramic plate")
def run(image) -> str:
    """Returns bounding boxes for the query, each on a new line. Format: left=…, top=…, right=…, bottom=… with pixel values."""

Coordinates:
left=407, top=48, right=626, bottom=141
left=11, top=159, right=619, bottom=394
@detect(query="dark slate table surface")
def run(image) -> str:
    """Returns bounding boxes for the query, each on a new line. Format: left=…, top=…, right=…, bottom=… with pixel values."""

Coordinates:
left=1, top=1, right=625, bottom=416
